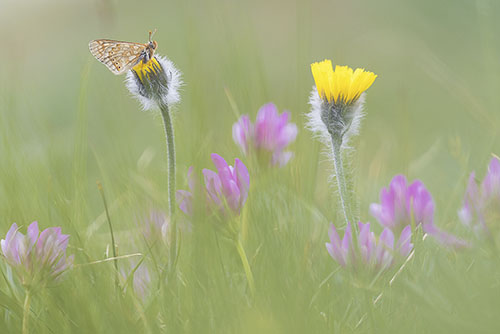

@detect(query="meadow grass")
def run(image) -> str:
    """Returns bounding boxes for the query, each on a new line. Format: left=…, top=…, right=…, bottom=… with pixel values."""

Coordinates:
left=1, top=0, right=500, bottom=332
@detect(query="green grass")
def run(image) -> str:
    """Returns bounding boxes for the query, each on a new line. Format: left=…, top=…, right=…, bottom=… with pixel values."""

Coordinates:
left=1, top=0, right=500, bottom=332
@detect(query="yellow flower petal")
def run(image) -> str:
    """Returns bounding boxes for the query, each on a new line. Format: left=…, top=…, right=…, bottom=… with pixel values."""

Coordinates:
left=133, top=57, right=162, bottom=82
left=310, top=60, right=377, bottom=104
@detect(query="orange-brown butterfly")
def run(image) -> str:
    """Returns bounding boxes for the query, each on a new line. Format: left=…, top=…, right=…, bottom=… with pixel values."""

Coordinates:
left=89, top=30, right=158, bottom=75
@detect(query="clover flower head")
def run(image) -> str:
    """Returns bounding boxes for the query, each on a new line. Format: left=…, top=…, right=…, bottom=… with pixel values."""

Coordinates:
left=370, top=175, right=432, bottom=232
left=232, top=103, right=298, bottom=167
left=308, top=59, right=377, bottom=148
left=1, top=222, right=74, bottom=287
left=177, top=154, right=250, bottom=218
left=126, top=55, right=182, bottom=111
left=326, top=222, right=412, bottom=272
left=459, top=157, right=500, bottom=235
left=371, top=175, right=467, bottom=248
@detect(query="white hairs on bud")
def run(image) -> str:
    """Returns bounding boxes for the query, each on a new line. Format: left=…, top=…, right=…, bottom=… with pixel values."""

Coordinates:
left=125, top=79, right=155, bottom=110
left=341, top=94, right=365, bottom=150
left=306, top=88, right=330, bottom=146
left=125, top=55, right=183, bottom=111
left=306, top=88, right=366, bottom=212
left=158, top=56, right=182, bottom=107
left=306, top=87, right=366, bottom=151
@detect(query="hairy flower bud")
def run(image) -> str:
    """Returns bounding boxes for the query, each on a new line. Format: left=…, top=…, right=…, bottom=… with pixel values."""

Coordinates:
left=126, top=55, right=181, bottom=111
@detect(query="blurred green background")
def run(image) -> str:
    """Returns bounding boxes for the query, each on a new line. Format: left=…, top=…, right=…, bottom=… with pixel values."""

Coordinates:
left=1, top=0, right=500, bottom=332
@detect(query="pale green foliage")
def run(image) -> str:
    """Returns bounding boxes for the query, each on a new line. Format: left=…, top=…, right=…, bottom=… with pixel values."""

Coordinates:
left=0, top=0, right=500, bottom=332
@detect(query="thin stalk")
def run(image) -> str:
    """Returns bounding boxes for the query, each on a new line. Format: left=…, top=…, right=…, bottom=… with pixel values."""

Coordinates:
left=97, top=182, right=118, bottom=285
left=159, top=102, right=177, bottom=272
left=22, top=289, right=31, bottom=334
left=236, top=238, right=255, bottom=295
left=330, top=134, right=353, bottom=225
left=131, top=294, right=152, bottom=334
left=214, top=232, right=229, bottom=285
left=363, top=289, right=376, bottom=330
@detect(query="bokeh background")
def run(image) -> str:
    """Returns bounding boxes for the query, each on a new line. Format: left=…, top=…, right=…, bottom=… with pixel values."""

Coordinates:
left=1, top=0, right=500, bottom=332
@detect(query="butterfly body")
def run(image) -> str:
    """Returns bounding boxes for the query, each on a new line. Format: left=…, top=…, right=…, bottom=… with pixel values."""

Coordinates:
left=89, top=32, right=158, bottom=75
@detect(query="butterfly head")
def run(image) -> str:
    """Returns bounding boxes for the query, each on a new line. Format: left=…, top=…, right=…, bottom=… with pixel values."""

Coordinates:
left=144, top=40, right=158, bottom=62
left=144, top=30, right=158, bottom=62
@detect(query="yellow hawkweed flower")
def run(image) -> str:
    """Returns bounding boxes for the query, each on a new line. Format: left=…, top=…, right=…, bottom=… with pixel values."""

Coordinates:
left=132, top=57, right=162, bottom=82
left=311, top=59, right=377, bottom=105
left=126, top=55, right=181, bottom=111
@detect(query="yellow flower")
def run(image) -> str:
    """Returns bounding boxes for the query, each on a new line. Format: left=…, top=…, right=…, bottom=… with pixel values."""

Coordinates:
left=126, top=55, right=181, bottom=111
left=311, top=59, right=377, bottom=105
left=132, top=57, right=162, bottom=82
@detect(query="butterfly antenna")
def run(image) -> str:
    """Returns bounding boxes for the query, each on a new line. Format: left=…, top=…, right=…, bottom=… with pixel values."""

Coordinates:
left=149, top=29, right=157, bottom=42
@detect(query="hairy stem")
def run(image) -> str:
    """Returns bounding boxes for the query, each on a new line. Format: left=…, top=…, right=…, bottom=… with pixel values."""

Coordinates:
left=330, top=134, right=353, bottom=225
left=97, top=182, right=119, bottom=287
left=159, top=102, right=177, bottom=271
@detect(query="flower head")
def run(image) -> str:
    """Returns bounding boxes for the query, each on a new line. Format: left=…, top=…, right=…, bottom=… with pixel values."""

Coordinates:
left=326, top=222, right=412, bottom=272
left=459, top=157, right=500, bottom=236
left=126, top=55, right=182, bottom=111
left=177, top=154, right=250, bottom=218
left=232, top=103, right=298, bottom=167
left=307, top=59, right=377, bottom=149
left=311, top=60, right=377, bottom=105
left=1, top=222, right=74, bottom=287
left=370, top=175, right=432, bottom=232
left=370, top=175, right=467, bottom=248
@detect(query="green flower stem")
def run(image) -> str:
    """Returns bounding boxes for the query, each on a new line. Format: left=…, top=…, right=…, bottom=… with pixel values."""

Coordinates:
left=22, top=289, right=31, bottom=334
left=330, top=134, right=353, bottom=226
left=363, top=288, right=376, bottom=330
left=159, top=102, right=177, bottom=271
left=236, top=238, right=255, bottom=295
left=97, top=182, right=119, bottom=287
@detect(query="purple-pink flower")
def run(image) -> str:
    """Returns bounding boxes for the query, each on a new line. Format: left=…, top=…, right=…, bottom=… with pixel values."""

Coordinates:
left=326, top=222, right=412, bottom=271
left=232, top=103, right=298, bottom=167
left=177, top=153, right=250, bottom=217
left=459, top=157, right=500, bottom=235
left=370, top=175, right=467, bottom=248
left=1, top=221, right=74, bottom=286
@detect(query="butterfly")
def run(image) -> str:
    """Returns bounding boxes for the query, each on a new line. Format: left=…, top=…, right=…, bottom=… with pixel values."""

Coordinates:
left=89, top=30, right=158, bottom=75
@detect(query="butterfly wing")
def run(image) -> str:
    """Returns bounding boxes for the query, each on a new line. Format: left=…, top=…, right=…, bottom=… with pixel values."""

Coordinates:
left=89, top=39, right=146, bottom=75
